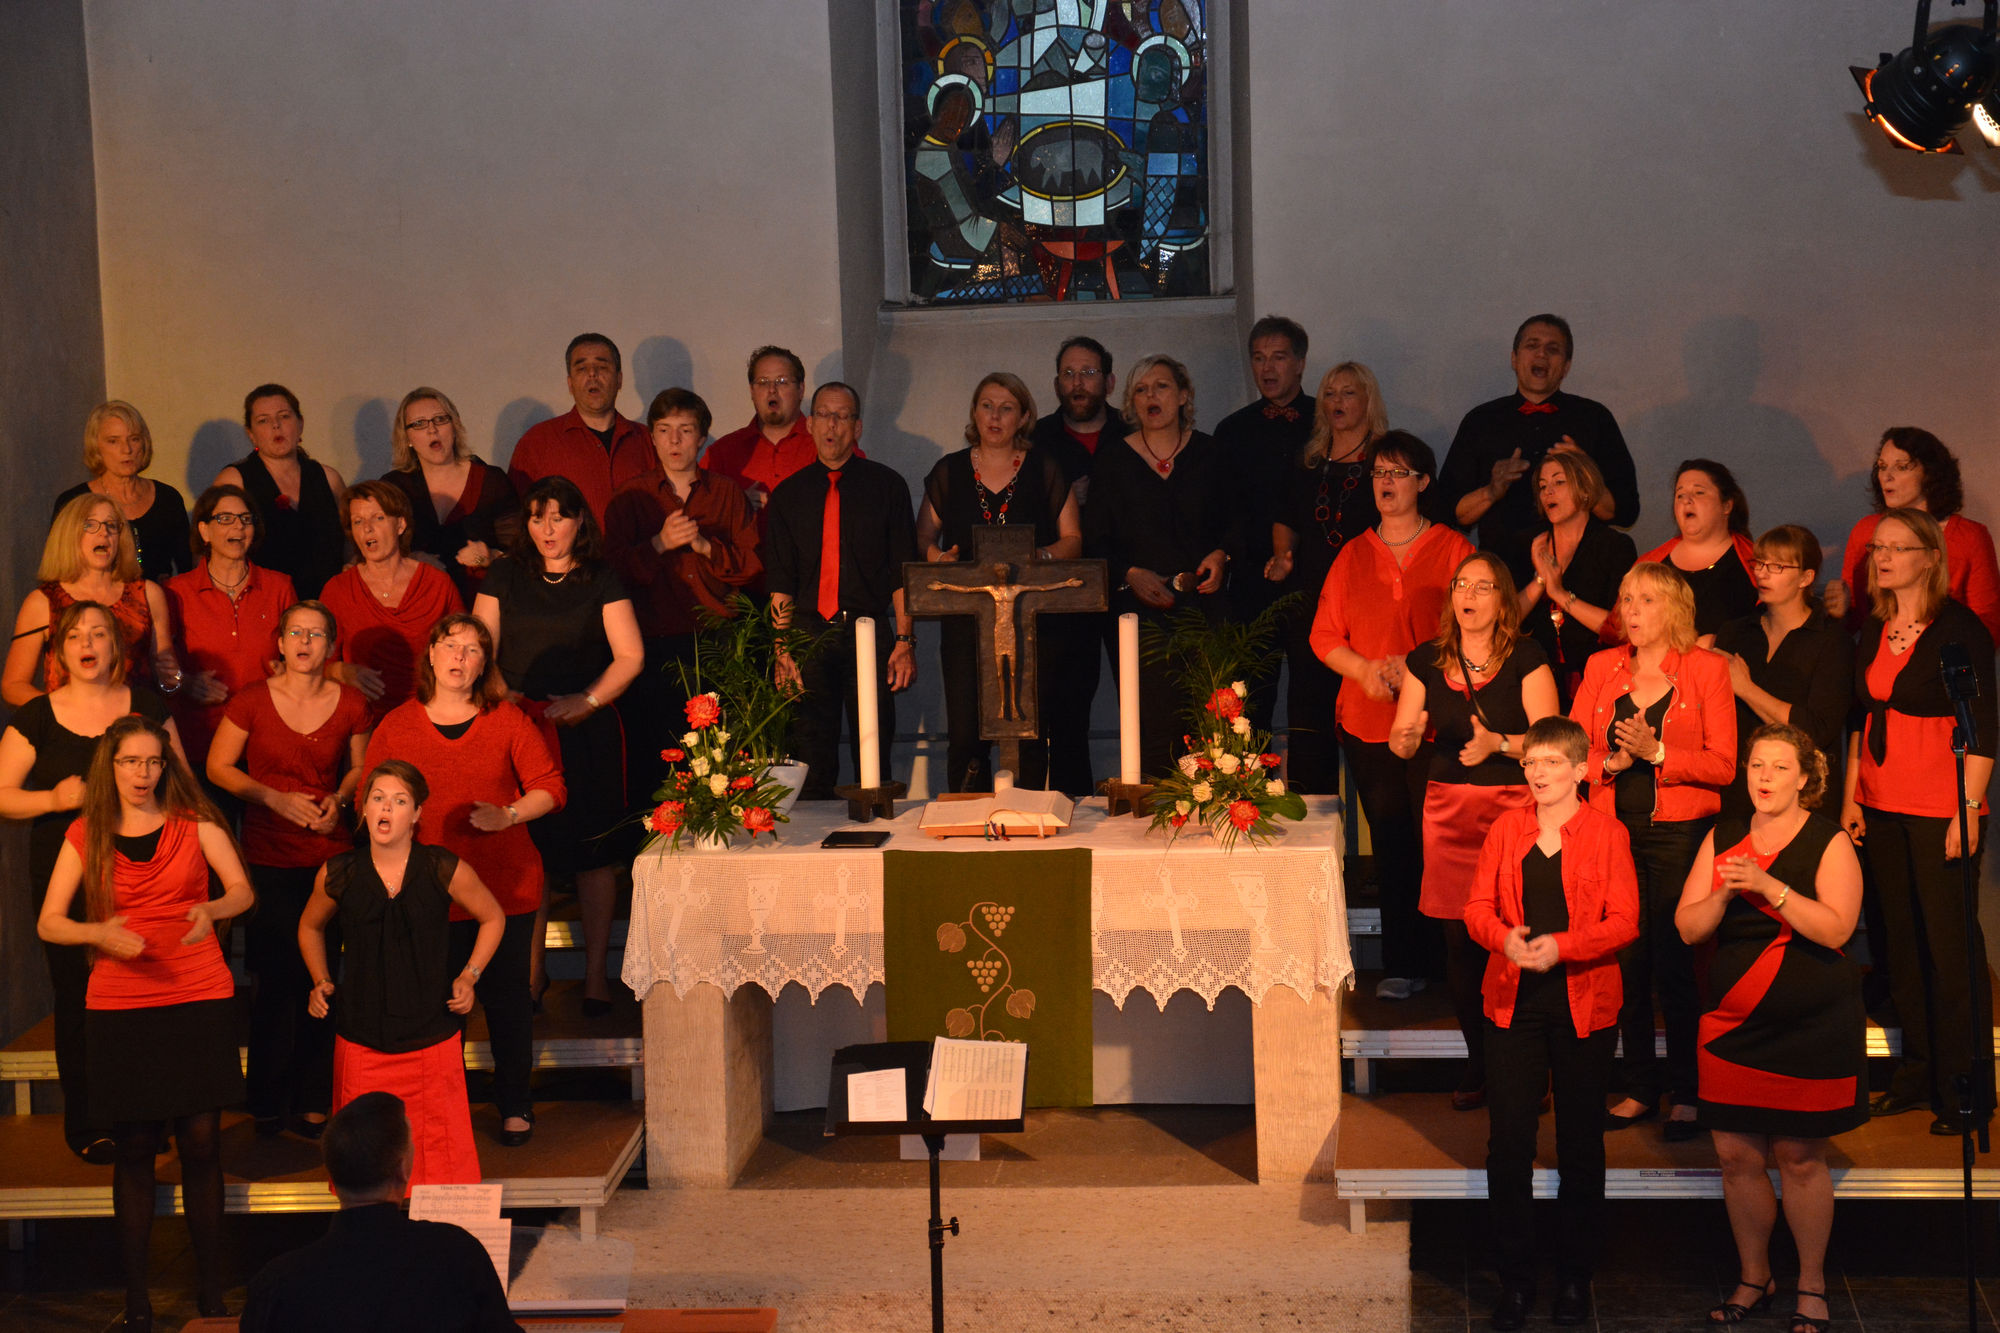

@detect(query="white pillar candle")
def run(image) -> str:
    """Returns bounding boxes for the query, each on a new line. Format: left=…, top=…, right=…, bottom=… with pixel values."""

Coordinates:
left=1118, top=612, right=1141, bottom=785
left=855, top=616, right=882, bottom=789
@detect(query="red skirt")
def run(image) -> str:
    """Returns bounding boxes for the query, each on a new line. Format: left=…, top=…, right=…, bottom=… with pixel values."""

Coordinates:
left=332, top=1033, right=482, bottom=1188
left=1420, top=781, right=1533, bottom=920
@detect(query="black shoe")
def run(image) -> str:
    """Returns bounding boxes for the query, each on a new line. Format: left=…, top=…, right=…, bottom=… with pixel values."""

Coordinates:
left=1930, top=1113, right=1982, bottom=1136
left=1605, top=1101, right=1658, bottom=1131
left=76, top=1136, right=118, bottom=1164
left=580, top=997, right=614, bottom=1019
left=1663, top=1111, right=1705, bottom=1143
left=1788, top=1287, right=1831, bottom=1333
left=1451, top=1085, right=1487, bottom=1112
left=1551, top=1278, right=1591, bottom=1325
left=499, top=1110, right=536, bottom=1148
left=1491, top=1286, right=1535, bottom=1331
left=1709, top=1276, right=1776, bottom=1323
left=293, top=1113, right=327, bottom=1141
left=1868, top=1090, right=1927, bottom=1117
left=252, top=1115, right=284, bottom=1139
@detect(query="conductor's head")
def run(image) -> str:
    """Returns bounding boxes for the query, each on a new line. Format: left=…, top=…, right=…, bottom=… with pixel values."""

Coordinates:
left=323, top=1092, right=414, bottom=1207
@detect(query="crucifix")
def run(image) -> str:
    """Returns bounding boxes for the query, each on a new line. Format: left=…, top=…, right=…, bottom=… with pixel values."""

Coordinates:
left=903, top=525, right=1108, bottom=782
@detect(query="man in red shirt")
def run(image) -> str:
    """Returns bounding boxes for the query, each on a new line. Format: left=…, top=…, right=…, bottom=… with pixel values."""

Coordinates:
left=704, top=345, right=823, bottom=523
left=506, top=333, right=654, bottom=521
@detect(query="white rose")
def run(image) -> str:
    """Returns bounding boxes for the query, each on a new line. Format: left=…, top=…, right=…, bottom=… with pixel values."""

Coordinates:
left=1267, top=779, right=1286, bottom=796
left=716, top=729, right=730, bottom=744
left=682, top=731, right=699, bottom=747
left=1231, top=680, right=1248, bottom=698
left=1175, top=799, right=1192, bottom=816
left=1208, top=745, right=1223, bottom=760
left=1178, top=754, right=1200, bottom=777
left=1191, top=781, right=1213, bottom=803
left=691, top=756, right=711, bottom=777
left=712, top=748, right=729, bottom=762
left=1245, top=753, right=1263, bottom=769
left=709, top=774, right=729, bottom=796
left=1217, top=753, right=1241, bottom=775
left=1231, top=715, right=1251, bottom=736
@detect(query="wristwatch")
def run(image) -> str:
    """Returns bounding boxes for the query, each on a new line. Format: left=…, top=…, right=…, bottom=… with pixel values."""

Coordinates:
left=1498, top=735, right=1511, bottom=755
left=895, top=633, right=915, bottom=644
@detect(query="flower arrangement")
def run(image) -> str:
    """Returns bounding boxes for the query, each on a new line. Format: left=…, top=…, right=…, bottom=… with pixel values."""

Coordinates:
left=1143, top=599, right=1307, bottom=849
left=643, top=692, right=795, bottom=851
left=673, top=594, right=829, bottom=766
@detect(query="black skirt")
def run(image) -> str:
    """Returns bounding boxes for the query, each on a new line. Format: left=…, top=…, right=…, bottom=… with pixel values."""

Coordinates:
left=87, top=997, right=244, bottom=1123
left=530, top=704, right=634, bottom=874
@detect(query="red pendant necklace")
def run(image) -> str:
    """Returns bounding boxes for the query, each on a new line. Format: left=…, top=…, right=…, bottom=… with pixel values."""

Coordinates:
left=977, top=449, right=1024, bottom=525
left=1140, top=429, right=1187, bottom=475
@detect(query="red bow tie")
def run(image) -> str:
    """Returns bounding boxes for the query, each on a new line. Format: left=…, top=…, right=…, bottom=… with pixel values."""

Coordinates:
left=1262, top=402, right=1301, bottom=422
left=1517, top=400, right=1558, bottom=415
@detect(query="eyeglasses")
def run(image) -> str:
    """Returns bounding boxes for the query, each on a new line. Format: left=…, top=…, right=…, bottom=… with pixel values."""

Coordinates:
left=404, top=414, right=453, bottom=433
left=1451, top=579, right=1500, bottom=595
left=114, top=756, right=166, bottom=773
left=1749, top=559, right=1800, bottom=574
left=82, top=518, right=125, bottom=534
left=753, top=377, right=797, bottom=390
left=206, top=512, right=254, bottom=528
left=812, top=409, right=858, bottom=423
left=434, top=641, right=484, bottom=659
left=282, top=626, right=328, bottom=641
left=1874, top=459, right=1919, bottom=476
left=1865, top=542, right=1926, bottom=557
left=1371, top=467, right=1417, bottom=481
left=1057, top=368, right=1104, bottom=383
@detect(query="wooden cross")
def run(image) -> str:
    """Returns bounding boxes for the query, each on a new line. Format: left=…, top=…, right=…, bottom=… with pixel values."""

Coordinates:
left=903, top=526, right=1108, bottom=778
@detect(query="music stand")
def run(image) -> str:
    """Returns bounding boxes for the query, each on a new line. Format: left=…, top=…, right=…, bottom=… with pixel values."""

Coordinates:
left=825, top=1041, right=1027, bottom=1333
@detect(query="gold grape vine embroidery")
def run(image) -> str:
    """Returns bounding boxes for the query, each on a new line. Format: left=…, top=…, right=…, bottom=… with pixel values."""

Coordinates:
left=935, top=900, right=1035, bottom=1039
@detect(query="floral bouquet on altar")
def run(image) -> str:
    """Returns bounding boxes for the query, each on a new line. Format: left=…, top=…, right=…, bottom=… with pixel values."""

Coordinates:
left=643, top=692, right=795, bottom=852
left=1143, top=600, right=1307, bottom=850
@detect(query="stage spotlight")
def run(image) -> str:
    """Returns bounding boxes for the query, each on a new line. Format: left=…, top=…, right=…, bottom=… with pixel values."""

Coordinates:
left=1976, top=83, right=2000, bottom=144
left=1851, top=0, right=1998, bottom=154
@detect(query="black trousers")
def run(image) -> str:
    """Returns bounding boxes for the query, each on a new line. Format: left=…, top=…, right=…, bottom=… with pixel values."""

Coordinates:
left=1342, top=736, right=1435, bottom=978
left=1282, top=623, right=1343, bottom=797
left=1863, top=806, right=1995, bottom=1115
left=449, top=911, right=537, bottom=1119
left=1442, top=920, right=1490, bottom=1087
left=791, top=616, right=898, bottom=800
left=938, top=619, right=1050, bottom=792
left=244, top=864, right=334, bottom=1120
left=44, top=940, right=101, bottom=1148
left=625, top=633, right=697, bottom=807
left=1038, top=611, right=1102, bottom=797
left=1486, top=1010, right=1618, bottom=1288
left=1613, top=814, right=1708, bottom=1107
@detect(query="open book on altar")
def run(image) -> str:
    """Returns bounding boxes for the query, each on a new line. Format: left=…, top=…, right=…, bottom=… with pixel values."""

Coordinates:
left=918, top=773, right=1073, bottom=839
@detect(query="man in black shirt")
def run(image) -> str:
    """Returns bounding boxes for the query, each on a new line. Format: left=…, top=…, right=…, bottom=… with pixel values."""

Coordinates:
left=241, top=1092, right=521, bottom=1333
left=766, top=382, right=919, bottom=798
left=1437, top=314, right=1639, bottom=583
left=1213, top=315, right=1315, bottom=732
left=1027, top=335, right=1117, bottom=505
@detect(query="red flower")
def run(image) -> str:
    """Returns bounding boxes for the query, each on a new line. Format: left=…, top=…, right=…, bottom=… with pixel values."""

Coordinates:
left=661, top=748, right=686, bottom=763
left=1169, top=813, right=1188, bottom=828
left=1194, top=755, right=1215, bottom=771
left=1204, top=687, right=1243, bottom=721
left=1227, top=799, right=1258, bottom=831
left=647, top=800, right=685, bottom=834
left=684, top=693, right=722, bottom=729
left=743, top=806, right=776, bottom=838
left=730, top=774, right=755, bottom=791
left=1260, top=753, right=1283, bottom=770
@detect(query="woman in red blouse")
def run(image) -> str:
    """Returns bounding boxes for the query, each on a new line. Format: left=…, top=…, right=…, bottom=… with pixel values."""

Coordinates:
left=321, top=479, right=464, bottom=724
left=1841, top=508, right=1996, bottom=1131
left=164, top=485, right=297, bottom=776
left=208, top=599, right=371, bottom=1136
left=4, top=493, right=178, bottom=707
left=1571, top=562, right=1736, bottom=1140
left=37, top=715, right=255, bottom=1328
left=363, top=613, right=564, bottom=1146
left=1825, top=427, right=2000, bottom=643
left=1310, top=430, right=1473, bottom=1000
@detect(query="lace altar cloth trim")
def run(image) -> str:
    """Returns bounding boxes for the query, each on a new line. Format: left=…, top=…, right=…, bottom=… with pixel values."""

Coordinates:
left=623, top=796, right=1352, bottom=1011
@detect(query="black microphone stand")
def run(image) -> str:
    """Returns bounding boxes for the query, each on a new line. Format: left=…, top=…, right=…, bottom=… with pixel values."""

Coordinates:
left=1938, top=642, right=1991, bottom=1333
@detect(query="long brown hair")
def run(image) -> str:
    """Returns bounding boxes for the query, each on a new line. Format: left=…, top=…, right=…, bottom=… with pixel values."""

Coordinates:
left=1865, top=507, right=1949, bottom=625
left=48, top=601, right=127, bottom=690
left=80, top=716, right=231, bottom=927
left=1434, top=552, right=1522, bottom=669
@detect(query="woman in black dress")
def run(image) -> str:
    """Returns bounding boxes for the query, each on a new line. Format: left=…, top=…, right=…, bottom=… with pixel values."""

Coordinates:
left=1519, top=449, right=1635, bottom=704
left=1635, top=459, right=1758, bottom=645
left=1390, top=552, right=1560, bottom=1107
left=0, top=601, right=180, bottom=1161
left=214, top=384, right=348, bottom=598
left=1676, top=724, right=1864, bottom=1333
left=916, top=372, right=1080, bottom=791
left=379, top=386, right=521, bottom=605
left=1082, top=354, right=1232, bottom=779
left=49, top=401, right=190, bottom=583
left=473, top=476, right=643, bottom=1015
left=1266, top=361, right=1385, bottom=795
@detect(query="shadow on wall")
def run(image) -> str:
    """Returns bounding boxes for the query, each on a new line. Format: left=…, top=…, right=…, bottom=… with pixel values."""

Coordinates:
left=187, top=419, right=247, bottom=495
left=633, top=336, right=694, bottom=409
left=851, top=346, right=945, bottom=479
left=493, top=398, right=557, bottom=470
left=1624, top=316, right=1844, bottom=554
left=340, top=396, right=395, bottom=481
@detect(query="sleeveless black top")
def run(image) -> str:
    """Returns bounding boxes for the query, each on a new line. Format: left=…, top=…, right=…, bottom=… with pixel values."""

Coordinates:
left=324, top=841, right=462, bottom=1054
left=236, top=449, right=344, bottom=597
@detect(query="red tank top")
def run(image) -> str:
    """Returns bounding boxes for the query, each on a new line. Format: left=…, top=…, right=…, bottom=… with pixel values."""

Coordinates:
left=69, top=817, right=236, bottom=1010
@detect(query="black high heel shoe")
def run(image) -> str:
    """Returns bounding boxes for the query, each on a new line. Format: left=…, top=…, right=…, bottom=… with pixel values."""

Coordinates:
left=1604, top=1099, right=1658, bottom=1131
left=1788, top=1288, right=1831, bottom=1333
left=1708, top=1276, right=1776, bottom=1323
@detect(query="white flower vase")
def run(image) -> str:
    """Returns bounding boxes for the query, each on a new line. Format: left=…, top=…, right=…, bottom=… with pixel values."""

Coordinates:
left=688, top=831, right=733, bottom=852
left=766, top=760, right=810, bottom=814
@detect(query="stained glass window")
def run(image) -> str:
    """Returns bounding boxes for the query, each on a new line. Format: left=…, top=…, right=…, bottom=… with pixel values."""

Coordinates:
left=898, top=1, right=1215, bottom=305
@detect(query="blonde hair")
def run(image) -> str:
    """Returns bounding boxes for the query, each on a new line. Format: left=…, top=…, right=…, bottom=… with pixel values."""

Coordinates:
left=40, top=493, right=141, bottom=584
left=1618, top=561, right=1698, bottom=653
left=1120, top=354, right=1195, bottom=431
left=1746, top=722, right=1830, bottom=809
left=390, top=386, right=472, bottom=472
left=81, top=401, right=154, bottom=476
left=1303, top=362, right=1387, bottom=465
left=1866, top=507, right=1950, bottom=625
left=961, top=372, right=1038, bottom=450
left=1434, top=552, right=1523, bottom=668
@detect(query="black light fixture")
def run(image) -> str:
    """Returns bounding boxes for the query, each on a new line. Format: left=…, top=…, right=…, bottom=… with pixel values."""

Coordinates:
left=1851, top=0, right=1999, bottom=153
left=1976, top=77, right=2000, bottom=144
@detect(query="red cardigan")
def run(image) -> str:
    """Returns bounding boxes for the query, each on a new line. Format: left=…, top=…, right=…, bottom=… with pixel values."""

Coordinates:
left=1462, top=802, right=1639, bottom=1035
left=363, top=701, right=566, bottom=917
left=1570, top=643, right=1737, bottom=823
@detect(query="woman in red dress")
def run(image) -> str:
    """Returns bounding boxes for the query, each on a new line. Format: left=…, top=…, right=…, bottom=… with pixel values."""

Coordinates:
left=1677, top=724, right=1864, bottom=1333
left=37, top=715, right=255, bottom=1329
left=320, top=479, right=464, bottom=724
left=363, top=614, right=564, bottom=1146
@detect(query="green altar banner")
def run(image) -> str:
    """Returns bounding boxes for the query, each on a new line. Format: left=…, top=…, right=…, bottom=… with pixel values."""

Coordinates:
left=882, top=848, right=1092, bottom=1108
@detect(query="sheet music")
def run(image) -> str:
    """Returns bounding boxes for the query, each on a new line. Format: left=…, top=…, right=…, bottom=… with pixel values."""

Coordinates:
left=846, top=1067, right=908, bottom=1122
left=409, top=1183, right=510, bottom=1295
left=921, top=1037, right=1026, bottom=1121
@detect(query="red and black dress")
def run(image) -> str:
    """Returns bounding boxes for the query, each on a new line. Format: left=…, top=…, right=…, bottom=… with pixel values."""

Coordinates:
left=1696, top=815, right=1868, bottom=1138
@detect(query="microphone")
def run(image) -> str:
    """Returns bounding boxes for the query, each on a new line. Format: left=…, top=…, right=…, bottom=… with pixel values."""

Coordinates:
left=1940, top=641, right=1978, bottom=751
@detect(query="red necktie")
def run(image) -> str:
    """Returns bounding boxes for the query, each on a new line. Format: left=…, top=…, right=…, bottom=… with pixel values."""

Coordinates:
left=816, top=470, right=842, bottom=620
left=1517, top=400, right=1558, bottom=415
